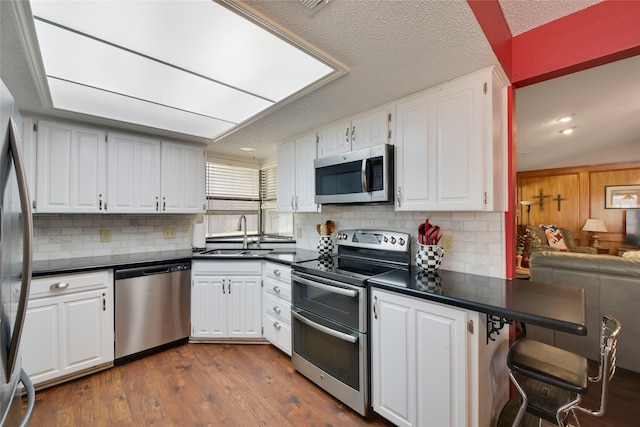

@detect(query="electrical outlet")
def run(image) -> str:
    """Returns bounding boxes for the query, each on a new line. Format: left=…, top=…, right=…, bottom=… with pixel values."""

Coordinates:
left=441, top=235, right=454, bottom=252
left=100, top=229, right=111, bottom=242
left=164, top=227, right=177, bottom=239
left=297, top=227, right=303, bottom=238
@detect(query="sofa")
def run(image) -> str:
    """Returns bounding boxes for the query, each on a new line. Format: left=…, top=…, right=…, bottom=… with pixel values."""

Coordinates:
left=527, top=250, right=640, bottom=373
left=526, top=225, right=596, bottom=254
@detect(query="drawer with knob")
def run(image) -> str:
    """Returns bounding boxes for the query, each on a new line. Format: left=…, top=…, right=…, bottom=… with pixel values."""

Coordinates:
left=30, top=270, right=111, bottom=298
left=264, top=312, right=292, bottom=355
left=265, top=263, right=291, bottom=283
left=264, top=292, right=291, bottom=322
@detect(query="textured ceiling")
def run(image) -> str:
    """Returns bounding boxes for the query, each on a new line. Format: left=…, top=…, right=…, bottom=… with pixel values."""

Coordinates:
left=499, top=0, right=601, bottom=35
left=1, top=0, right=636, bottom=171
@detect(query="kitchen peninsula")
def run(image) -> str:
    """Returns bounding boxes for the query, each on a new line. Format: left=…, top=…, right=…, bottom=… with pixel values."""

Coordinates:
left=368, top=268, right=586, bottom=427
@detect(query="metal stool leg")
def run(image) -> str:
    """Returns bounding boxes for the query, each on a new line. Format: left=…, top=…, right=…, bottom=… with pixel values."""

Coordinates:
left=509, top=371, right=528, bottom=427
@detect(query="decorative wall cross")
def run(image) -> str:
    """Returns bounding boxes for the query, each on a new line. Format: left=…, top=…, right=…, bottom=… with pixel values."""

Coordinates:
left=553, top=194, right=566, bottom=211
left=532, top=188, right=550, bottom=211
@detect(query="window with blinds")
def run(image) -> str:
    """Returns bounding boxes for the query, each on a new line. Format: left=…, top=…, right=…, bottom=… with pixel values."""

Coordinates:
left=205, top=162, right=260, bottom=237
left=203, top=162, right=292, bottom=238
left=261, top=165, right=293, bottom=238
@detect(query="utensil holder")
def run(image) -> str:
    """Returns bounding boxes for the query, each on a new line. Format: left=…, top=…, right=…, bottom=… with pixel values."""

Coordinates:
left=317, top=235, right=334, bottom=256
left=416, top=244, right=444, bottom=272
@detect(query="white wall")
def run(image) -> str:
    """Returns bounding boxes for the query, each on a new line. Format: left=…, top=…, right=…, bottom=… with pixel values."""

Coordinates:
left=32, top=214, right=198, bottom=261
left=296, top=205, right=506, bottom=278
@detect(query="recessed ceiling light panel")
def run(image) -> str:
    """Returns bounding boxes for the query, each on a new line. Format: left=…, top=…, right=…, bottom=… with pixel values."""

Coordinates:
left=26, top=0, right=347, bottom=140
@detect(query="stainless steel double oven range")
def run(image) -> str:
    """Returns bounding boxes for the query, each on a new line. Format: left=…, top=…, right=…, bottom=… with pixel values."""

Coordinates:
left=291, top=229, right=411, bottom=416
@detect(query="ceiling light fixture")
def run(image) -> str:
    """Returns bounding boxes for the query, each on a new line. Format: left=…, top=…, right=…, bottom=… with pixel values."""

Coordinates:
left=240, top=147, right=256, bottom=152
left=21, top=0, right=347, bottom=141
left=556, top=114, right=575, bottom=123
left=559, top=127, right=576, bottom=135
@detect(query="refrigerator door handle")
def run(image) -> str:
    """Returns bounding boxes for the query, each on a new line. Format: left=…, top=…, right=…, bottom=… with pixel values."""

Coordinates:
left=18, top=368, right=34, bottom=427
left=5, top=117, right=33, bottom=380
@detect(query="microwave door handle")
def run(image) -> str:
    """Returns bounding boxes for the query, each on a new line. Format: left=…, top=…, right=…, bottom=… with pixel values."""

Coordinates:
left=6, top=117, right=33, bottom=381
left=361, top=159, right=369, bottom=192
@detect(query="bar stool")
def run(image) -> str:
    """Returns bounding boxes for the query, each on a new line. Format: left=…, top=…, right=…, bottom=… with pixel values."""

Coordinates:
left=505, top=315, right=622, bottom=427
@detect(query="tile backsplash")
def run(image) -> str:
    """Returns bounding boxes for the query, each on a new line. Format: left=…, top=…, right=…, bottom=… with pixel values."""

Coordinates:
left=295, top=204, right=506, bottom=278
left=33, top=205, right=506, bottom=278
left=33, top=214, right=199, bottom=261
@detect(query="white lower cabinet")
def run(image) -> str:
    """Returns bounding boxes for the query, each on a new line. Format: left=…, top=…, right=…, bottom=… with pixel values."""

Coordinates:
left=262, top=262, right=292, bottom=355
left=371, top=288, right=508, bottom=427
left=191, top=261, right=262, bottom=340
left=22, top=270, right=114, bottom=387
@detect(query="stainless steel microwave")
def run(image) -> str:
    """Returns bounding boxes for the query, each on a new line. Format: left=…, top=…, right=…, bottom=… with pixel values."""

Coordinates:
left=314, top=144, right=394, bottom=204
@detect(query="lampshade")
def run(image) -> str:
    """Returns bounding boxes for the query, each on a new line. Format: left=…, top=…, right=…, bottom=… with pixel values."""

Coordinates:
left=582, top=219, right=608, bottom=232
left=520, top=200, right=533, bottom=206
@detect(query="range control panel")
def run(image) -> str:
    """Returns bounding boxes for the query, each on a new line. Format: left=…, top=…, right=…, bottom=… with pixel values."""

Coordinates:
left=335, top=229, right=410, bottom=252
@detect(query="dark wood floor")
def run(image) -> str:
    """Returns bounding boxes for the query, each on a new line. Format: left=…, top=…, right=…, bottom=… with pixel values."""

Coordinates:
left=26, top=343, right=640, bottom=426
left=27, top=343, right=392, bottom=426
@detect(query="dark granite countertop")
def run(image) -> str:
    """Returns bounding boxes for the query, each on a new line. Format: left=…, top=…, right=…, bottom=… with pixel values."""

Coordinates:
left=32, top=248, right=319, bottom=277
left=368, top=267, right=587, bottom=336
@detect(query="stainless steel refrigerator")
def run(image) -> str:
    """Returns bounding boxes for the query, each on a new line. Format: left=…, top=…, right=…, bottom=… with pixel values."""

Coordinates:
left=0, top=79, right=35, bottom=425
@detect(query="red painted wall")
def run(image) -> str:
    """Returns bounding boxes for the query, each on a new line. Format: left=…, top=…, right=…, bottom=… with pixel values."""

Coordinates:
left=511, top=0, right=640, bottom=87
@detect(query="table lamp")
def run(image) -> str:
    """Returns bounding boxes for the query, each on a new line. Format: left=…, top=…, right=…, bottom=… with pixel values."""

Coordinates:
left=582, top=218, right=607, bottom=247
left=520, top=200, right=533, bottom=225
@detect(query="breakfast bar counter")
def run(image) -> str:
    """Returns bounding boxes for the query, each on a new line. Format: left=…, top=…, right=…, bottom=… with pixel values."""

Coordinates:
left=367, top=267, right=587, bottom=337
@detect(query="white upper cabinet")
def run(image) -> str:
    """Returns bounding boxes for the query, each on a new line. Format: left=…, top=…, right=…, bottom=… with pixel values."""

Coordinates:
left=33, top=118, right=205, bottom=214
left=277, top=132, right=319, bottom=213
left=161, top=141, right=205, bottom=213
left=318, top=106, right=391, bottom=157
left=351, top=107, right=392, bottom=150
left=394, top=92, right=438, bottom=211
left=395, top=68, right=507, bottom=211
left=317, top=120, right=351, bottom=157
left=107, top=133, right=161, bottom=213
left=36, top=120, right=107, bottom=213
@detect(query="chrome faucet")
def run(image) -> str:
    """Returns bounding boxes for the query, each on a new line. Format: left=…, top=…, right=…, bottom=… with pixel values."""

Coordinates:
left=237, top=215, right=248, bottom=249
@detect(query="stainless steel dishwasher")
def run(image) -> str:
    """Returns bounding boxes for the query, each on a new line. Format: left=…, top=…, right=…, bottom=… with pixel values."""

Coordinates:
left=115, top=261, right=191, bottom=360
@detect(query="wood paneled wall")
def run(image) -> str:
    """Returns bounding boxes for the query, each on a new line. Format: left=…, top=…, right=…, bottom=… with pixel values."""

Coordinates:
left=517, top=162, right=640, bottom=251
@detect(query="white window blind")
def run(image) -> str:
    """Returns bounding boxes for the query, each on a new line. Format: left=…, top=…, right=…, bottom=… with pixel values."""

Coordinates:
left=206, top=162, right=259, bottom=201
left=260, top=166, right=277, bottom=201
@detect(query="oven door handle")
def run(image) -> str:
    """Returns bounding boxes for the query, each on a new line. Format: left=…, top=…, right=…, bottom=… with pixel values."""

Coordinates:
left=293, top=275, right=359, bottom=298
left=292, top=311, right=358, bottom=344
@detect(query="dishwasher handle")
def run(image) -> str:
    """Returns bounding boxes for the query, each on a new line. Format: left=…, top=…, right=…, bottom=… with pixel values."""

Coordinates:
left=115, top=262, right=191, bottom=280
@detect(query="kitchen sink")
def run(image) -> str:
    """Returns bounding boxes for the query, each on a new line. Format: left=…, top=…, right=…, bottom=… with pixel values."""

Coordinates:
left=200, top=248, right=272, bottom=257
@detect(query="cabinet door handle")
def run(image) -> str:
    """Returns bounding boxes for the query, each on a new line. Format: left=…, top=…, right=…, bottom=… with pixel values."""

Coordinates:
left=99, top=194, right=103, bottom=210
left=222, top=278, right=226, bottom=294
left=162, top=197, right=166, bottom=211
left=49, top=282, right=69, bottom=291
left=273, top=306, right=281, bottom=314
left=155, top=196, right=159, bottom=211
left=351, top=126, right=355, bottom=143
left=102, top=293, right=107, bottom=311
left=373, top=296, right=378, bottom=319
left=273, top=321, right=281, bottom=330
left=345, top=127, right=349, bottom=143
left=290, top=196, right=294, bottom=210
left=273, top=286, right=281, bottom=294
left=228, top=280, right=231, bottom=294
left=295, top=195, right=298, bottom=210
left=396, top=187, right=402, bottom=208
left=273, top=269, right=281, bottom=277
